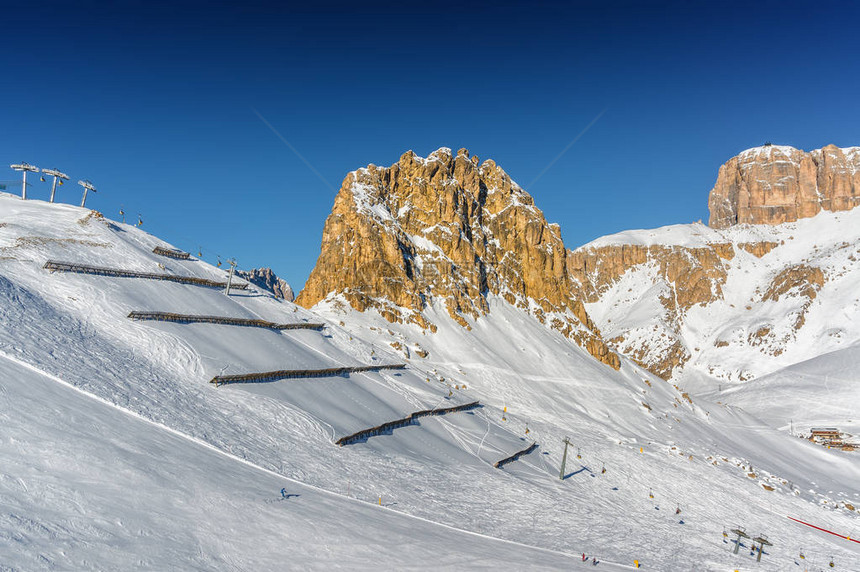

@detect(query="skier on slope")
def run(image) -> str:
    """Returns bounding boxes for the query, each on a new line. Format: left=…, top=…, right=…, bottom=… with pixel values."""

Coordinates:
left=280, top=487, right=288, bottom=500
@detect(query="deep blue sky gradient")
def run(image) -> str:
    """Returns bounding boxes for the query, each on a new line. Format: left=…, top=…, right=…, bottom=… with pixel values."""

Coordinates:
left=2, top=1, right=859, bottom=289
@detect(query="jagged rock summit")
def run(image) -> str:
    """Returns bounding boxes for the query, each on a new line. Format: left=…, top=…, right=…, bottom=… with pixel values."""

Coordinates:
left=235, top=267, right=294, bottom=301
left=298, top=147, right=619, bottom=369
left=709, top=144, right=860, bottom=228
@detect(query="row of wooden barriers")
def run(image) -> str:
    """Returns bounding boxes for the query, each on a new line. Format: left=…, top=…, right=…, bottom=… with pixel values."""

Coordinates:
left=45, top=251, right=537, bottom=467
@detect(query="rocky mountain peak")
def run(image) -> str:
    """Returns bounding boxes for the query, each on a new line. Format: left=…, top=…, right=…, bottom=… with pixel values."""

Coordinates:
left=235, top=267, right=294, bottom=301
left=297, top=148, right=619, bottom=369
left=708, top=144, right=860, bottom=229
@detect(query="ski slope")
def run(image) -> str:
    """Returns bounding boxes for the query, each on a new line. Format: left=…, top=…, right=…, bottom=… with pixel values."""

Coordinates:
left=313, top=300, right=860, bottom=570
left=1, top=192, right=858, bottom=570
left=718, top=342, right=860, bottom=438
left=0, top=354, right=595, bottom=570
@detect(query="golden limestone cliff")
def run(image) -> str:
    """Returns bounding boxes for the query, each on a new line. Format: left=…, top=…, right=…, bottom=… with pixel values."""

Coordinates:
left=709, top=144, right=860, bottom=229
left=297, top=147, right=619, bottom=369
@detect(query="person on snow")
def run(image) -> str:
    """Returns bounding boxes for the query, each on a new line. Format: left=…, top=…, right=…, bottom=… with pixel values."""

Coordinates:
left=280, top=487, right=288, bottom=499
left=582, top=553, right=587, bottom=561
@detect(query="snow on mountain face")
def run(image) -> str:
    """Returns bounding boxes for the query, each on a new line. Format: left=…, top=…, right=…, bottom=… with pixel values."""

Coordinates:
left=577, top=206, right=860, bottom=399
left=571, top=145, right=860, bottom=391
left=297, top=147, right=619, bottom=369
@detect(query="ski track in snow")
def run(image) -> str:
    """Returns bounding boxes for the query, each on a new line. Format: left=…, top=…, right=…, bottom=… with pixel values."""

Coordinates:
left=0, top=352, right=614, bottom=570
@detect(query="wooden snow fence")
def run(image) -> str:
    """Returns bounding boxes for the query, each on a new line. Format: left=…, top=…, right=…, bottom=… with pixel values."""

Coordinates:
left=209, top=363, right=407, bottom=387
left=44, top=260, right=248, bottom=289
left=128, top=311, right=324, bottom=331
left=152, top=246, right=191, bottom=260
left=494, top=442, right=539, bottom=469
left=334, top=401, right=482, bottom=446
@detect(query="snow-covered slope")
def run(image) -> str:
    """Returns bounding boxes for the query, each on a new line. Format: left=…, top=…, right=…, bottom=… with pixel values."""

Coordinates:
left=1, top=192, right=858, bottom=570
left=0, top=354, right=595, bottom=570
left=583, top=209, right=860, bottom=396
left=313, top=295, right=860, bottom=570
left=718, top=342, right=860, bottom=438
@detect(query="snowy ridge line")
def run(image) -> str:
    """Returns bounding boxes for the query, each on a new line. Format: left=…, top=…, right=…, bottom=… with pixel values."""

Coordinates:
left=43, top=260, right=249, bottom=289
left=787, top=516, right=860, bottom=544
left=210, top=363, right=407, bottom=386
left=334, top=401, right=482, bottom=446
left=494, top=442, right=539, bottom=469
left=127, top=311, right=324, bottom=331
left=152, top=246, right=191, bottom=260
left=0, top=351, right=608, bottom=568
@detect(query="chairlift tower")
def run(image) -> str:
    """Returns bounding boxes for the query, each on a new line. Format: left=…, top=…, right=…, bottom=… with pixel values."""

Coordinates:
left=559, top=437, right=571, bottom=480
left=224, top=258, right=238, bottom=296
left=729, top=526, right=749, bottom=555
left=42, top=168, right=69, bottom=203
left=751, top=534, right=772, bottom=563
left=10, top=163, right=39, bottom=200
left=77, top=180, right=97, bottom=208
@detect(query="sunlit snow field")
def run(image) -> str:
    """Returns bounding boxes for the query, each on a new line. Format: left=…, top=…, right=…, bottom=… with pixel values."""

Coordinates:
left=0, top=193, right=857, bottom=570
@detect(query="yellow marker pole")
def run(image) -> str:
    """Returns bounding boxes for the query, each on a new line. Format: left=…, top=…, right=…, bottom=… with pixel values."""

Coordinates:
left=378, top=496, right=382, bottom=506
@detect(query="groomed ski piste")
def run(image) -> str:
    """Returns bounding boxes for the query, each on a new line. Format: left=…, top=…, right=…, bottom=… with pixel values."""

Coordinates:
left=1, top=191, right=858, bottom=570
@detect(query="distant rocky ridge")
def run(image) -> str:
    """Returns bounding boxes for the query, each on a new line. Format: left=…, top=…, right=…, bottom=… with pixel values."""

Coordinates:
left=709, top=144, right=860, bottom=229
left=236, top=268, right=294, bottom=301
left=571, top=144, right=860, bottom=380
left=298, top=147, right=619, bottom=369
left=299, top=144, right=860, bottom=381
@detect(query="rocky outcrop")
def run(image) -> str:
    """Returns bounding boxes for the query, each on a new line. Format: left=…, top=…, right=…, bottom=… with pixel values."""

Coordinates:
left=709, top=144, right=860, bottom=228
left=236, top=268, right=294, bottom=301
left=568, top=243, right=732, bottom=308
left=568, top=243, right=734, bottom=378
left=738, top=242, right=780, bottom=257
left=298, top=147, right=619, bottom=369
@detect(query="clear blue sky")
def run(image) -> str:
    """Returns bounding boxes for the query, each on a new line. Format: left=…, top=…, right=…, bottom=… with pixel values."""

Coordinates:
left=3, top=1, right=858, bottom=290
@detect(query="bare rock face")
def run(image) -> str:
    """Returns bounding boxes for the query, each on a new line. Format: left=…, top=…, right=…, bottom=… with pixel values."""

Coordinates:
left=709, top=144, right=860, bottom=228
left=298, top=147, right=620, bottom=370
left=236, top=267, right=294, bottom=301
